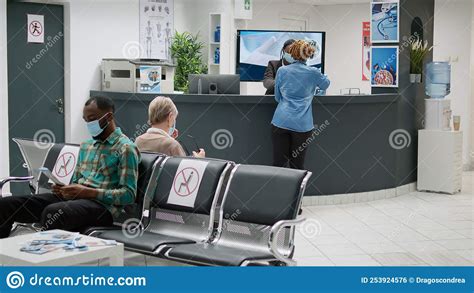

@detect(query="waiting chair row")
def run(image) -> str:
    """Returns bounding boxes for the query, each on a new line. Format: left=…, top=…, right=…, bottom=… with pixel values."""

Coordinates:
left=2, top=138, right=312, bottom=266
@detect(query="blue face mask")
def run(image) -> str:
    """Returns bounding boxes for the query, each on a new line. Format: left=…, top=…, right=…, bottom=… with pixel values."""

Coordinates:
left=283, top=52, right=295, bottom=64
left=87, top=113, right=110, bottom=138
left=168, top=122, right=176, bottom=137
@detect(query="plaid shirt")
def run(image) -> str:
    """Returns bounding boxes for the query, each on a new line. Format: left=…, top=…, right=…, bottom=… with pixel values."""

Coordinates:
left=72, top=128, right=140, bottom=219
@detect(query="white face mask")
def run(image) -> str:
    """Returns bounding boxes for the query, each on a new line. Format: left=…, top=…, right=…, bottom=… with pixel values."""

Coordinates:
left=168, top=122, right=176, bottom=136
left=86, top=113, right=110, bottom=138
left=167, top=113, right=176, bottom=136
left=283, top=52, right=296, bottom=64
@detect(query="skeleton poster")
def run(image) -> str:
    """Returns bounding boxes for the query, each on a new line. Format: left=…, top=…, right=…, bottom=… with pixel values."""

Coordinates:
left=140, top=0, right=174, bottom=60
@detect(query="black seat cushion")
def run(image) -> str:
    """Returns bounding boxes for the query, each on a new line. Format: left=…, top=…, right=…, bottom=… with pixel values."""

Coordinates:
left=224, top=165, right=308, bottom=226
left=136, top=152, right=163, bottom=208
left=118, top=152, right=163, bottom=221
left=167, top=243, right=274, bottom=266
left=96, top=230, right=194, bottom=253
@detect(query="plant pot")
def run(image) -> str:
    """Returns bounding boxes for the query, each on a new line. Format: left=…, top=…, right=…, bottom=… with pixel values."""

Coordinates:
left=410, top=73, right=422, bottom=83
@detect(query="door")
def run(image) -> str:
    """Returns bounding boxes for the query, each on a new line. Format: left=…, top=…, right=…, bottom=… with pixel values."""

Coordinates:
left=279, top=16, right=307, bottom=31
left=7, top=2, right=65, bottom=195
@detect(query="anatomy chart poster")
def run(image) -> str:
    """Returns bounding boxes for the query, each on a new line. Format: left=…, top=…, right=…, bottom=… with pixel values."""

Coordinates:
left=140, top=0, right=174, bottom=60
left=371, top=0, right=399, bottom=43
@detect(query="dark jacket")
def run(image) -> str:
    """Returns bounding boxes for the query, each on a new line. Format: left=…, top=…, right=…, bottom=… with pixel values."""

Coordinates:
left=263, top=60, right=283, bottom=95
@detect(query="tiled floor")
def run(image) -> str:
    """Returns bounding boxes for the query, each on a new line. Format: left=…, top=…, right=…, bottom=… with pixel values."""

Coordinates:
left=116, top=171, right=472, bottom=267
left=291, top=171, right=473, bottom=266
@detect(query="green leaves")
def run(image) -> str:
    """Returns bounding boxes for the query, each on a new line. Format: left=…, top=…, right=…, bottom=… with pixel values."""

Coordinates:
left=410, top=38, right=433, bottom=74
left=170, top=31, right=208, bottom=92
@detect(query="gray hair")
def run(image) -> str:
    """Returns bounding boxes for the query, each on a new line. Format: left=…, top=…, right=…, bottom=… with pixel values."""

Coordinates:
left=148, top=96, right=178, bottom=124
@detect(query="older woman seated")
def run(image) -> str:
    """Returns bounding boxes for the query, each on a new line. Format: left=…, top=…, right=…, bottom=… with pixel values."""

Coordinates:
left=135, top=96, right=205, bottom=157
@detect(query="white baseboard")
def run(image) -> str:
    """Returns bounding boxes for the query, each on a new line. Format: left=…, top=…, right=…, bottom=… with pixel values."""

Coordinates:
left=302, top=182, right=417, bottom=207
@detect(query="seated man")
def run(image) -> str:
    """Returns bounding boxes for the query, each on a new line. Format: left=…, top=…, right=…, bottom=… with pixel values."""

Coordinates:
left=0, top=96, right=140, bottom=238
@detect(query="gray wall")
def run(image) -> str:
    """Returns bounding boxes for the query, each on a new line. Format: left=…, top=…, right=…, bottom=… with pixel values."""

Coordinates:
left=92, top=91, right=399, bottom=196
left=90, top=0, right=436, bottom=197
left=372, top=0, right=435, bottom=186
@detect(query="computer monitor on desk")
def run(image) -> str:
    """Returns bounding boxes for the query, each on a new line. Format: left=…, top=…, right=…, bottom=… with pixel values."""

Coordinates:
left=188, top=74, right=240, bottom=95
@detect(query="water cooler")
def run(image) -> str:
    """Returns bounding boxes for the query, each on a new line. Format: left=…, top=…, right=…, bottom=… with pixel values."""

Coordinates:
left=424, top=99, right=451, bottom=130
left=418, top=62, right=462, bottom=194
left=424, top=62, right=452, bottom=130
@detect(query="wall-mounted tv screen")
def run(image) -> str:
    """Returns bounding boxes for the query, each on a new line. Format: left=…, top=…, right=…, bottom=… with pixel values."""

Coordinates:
left=236, top=30, right=326, bottom=82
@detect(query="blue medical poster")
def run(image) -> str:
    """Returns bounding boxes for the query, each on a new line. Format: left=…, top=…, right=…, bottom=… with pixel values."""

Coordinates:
left=371, top=46, right=398, bottom=87
left=371, top=1, right=399, bottom=43
left=139, top=66, right=161, bottom=93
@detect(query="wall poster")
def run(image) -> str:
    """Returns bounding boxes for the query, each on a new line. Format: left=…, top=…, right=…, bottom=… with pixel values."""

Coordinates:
left=362, top=21, right=371, bottom=81
left=371, top=46, right=399, bottom=88
left=371, top=0, right=399, bottom=43
left=139, top=66, right=162, bottom=93
left=140, top=0, right=174, bottom=60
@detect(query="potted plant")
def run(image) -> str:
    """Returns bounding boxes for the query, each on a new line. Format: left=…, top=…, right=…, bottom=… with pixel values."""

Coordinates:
left=410, top=38, right=433, bottom=83
left=170, top=31, right=207, bottom=93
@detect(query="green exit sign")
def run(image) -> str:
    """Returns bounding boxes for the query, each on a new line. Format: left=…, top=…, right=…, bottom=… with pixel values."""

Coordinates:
left=245, top=0, right=251, bottom=10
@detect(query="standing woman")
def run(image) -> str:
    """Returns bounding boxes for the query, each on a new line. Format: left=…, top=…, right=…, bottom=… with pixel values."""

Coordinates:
left=271, top=40, right=330, bottom=169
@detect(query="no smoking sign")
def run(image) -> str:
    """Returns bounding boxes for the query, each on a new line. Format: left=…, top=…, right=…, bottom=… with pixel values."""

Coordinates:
left=167, top=160, right=209, bottom=208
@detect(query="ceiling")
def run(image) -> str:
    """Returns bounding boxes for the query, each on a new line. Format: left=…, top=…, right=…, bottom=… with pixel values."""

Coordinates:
left=254, top=0, right=370, bottom=5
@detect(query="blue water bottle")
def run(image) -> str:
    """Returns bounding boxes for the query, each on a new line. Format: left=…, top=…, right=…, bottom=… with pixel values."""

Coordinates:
left=214, top=26, right=221, bottom=43
left=425, top=62, right=451, bottom=99
left=214, top=47, right=220, bottom=64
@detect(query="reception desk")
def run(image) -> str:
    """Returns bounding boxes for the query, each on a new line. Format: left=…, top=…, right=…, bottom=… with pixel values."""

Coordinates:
left=91, top=91, right=408, bottom=196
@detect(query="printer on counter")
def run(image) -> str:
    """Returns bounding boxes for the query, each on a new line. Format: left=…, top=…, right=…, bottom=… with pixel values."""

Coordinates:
left=101, top=59, right=176, bottom=94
